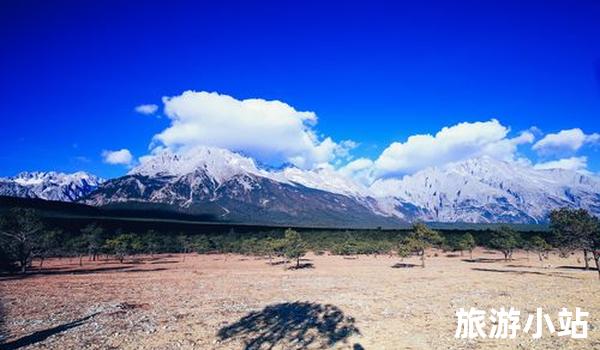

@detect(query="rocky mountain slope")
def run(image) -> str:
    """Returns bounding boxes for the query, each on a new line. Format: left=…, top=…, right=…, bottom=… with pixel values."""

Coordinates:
left=82, top=147, right=393, bottom=227
left=0, top=171, right=103, bottom=202
left=371, top=156, right=600, bottom=223
left=2, top=150, right=599, bottom=225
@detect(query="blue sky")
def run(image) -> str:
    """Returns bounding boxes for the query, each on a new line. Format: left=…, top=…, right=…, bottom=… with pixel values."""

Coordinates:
left=1, top=0, right=599, bottom=179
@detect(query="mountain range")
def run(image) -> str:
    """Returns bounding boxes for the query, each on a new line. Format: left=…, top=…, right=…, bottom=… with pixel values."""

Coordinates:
left=1, top=146, right=599, bottom=226
left=0, top=171, right=103, bottom=202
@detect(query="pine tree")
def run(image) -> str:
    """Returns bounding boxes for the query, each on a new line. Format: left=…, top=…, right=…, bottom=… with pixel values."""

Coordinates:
left=488, top=226, right=520, bottom=261
left=283, top=229, right=307, bottom=268
left=0, top=208, right=45, bottom=273
left=400, top=223, right=442, bottom=268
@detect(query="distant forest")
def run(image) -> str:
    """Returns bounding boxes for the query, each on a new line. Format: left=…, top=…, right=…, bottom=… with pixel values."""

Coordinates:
left=0, top=197, right=568, bottom=272
left=2, top=196, right=598, bottom=277
left=0, top=196, right=548, bottom=234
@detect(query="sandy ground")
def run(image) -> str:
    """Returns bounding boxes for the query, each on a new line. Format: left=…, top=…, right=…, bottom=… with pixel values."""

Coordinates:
left=0, top=248, right=599, bottom=350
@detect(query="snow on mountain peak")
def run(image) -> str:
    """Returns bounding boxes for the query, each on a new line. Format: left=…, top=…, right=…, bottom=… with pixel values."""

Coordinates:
left=370, top=156, right=600, bottom=223
left=3, top=151, right=598, bottom=224
left=276, top=165, right=369, bottom=197
left=130, top=146, right=269, bottom=182
left=130, top=146, right=370, bottom=197
left=10, top=171, right=101, bottom=185
left=0, top=171, right=104, bottom=201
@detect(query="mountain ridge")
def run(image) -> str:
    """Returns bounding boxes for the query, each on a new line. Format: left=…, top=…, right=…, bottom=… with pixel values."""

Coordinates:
left=0, top=171, right=103, bottom=202
left=371, top=156, right=600, bottom=223
left=1, top=148, right=598, bottom=225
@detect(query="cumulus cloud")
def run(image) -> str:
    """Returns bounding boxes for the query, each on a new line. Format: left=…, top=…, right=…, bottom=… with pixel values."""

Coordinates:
left=135, top=104, right=159, bottom=115
left=153, top=91, right=352, bottom=169
left=532, top=128, right=599, bottom=155
left=372, top=119, right=534, bottom=178
left=102, top=149, right=133, bottom=166
left=128, top=91, right=596, bottom=181
left=338, top=158, right=375, bottom=184
left=533, top=156, right=588, bottom=172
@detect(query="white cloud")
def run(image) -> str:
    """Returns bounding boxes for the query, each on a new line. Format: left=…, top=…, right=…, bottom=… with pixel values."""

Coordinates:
left=129, top=91, right=596, bottom=182
left=102, top=149, right=133, bottom=166
left=153, top=90, right=352, bottom=169
left=338, top=158, right=375, bottom=184
left=532, top=128, right=599, bottom=155
left=135, top=104, right=159, bottom=115
left=372, top=119, right=534, bottom=178
left=533, top=156, right=588, bottom=172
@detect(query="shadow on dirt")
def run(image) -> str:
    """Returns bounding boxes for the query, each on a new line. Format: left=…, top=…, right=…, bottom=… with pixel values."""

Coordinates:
left=462, top=258, right=509, bottom=263
left=0, top=313, right=98, bottom=350
left=286, top=263, right=315, bottom=270
left=149, top=260, right=180, bottom=265
left=217, top=301, right=361, bottom=350
left=391, top=262, right=418, bottom=268
left=556, top=265, right=598, bottom=271
left=0, top=266, right=169, bottom=281
left=472, top=267, right=578, bottom=279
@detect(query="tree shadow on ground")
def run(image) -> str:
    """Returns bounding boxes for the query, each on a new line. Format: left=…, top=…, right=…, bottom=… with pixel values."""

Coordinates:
left=505, top=264, right=534, bottom=268
left=391, top=262, right=418, bottom=268
left=217, top=301, right=361, bottom=350
left=0, top=313, right=98, bottom=350
left=149, top=260, right=179, bottom=264
left=556, top=265, right=598, bottom=271
left=472, top=267, right=578, bottom=279
left=286, top=263, right=314, bottom=270
left=95, top=256, right=167, bottom=265
left=462, top=258, right=509, bottom=263
left=0, top=266, right=169, bottom=281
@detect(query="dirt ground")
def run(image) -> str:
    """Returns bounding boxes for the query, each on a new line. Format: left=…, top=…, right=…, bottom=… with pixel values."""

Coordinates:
left=0, top=248, right=598, bottom=350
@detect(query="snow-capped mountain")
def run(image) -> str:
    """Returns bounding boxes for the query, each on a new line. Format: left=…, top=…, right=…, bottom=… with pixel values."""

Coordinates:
left=131, top=147, right=368, bottom=198
left=0, top=171, right=103, bottom=202
left=276, top=166, right=369, bottom=198
left=3, top=149, right=599, bottom=225
left=371, top=156, right=600, bottom=223
left=83, top=147, right=394, bottom=227
left=132, top=147, right=268, bottom=181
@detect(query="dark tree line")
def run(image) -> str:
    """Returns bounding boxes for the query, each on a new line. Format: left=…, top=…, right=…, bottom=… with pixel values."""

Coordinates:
left=0, top=208, right=198, bottom=272
left=1, top=207, right=599, bottom=277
